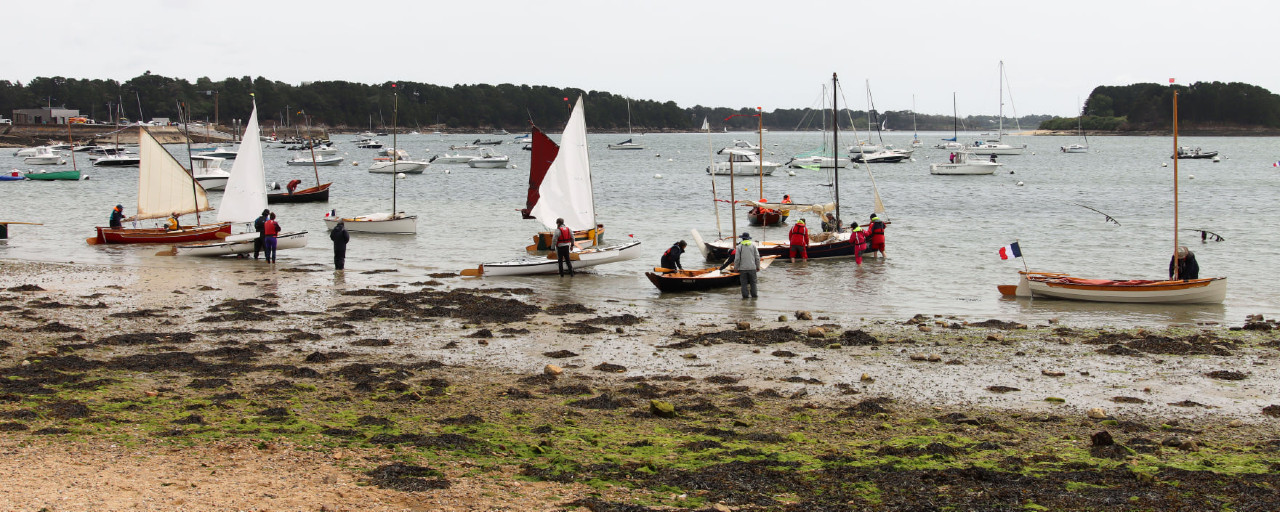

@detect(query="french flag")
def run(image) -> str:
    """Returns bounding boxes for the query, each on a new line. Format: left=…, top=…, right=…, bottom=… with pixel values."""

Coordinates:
left=998, top=242, right=1022, bottom=260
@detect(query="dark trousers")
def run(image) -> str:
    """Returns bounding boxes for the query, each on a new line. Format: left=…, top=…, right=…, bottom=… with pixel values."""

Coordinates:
left=253, top=234, right=264, bottom=259
left=556, top=245, right=574, bottom=276
left=264, top=236, right=278, bottom=263
left=334, top=245, right=346, bottom=270
left=739, top=270, right=758, bottom=298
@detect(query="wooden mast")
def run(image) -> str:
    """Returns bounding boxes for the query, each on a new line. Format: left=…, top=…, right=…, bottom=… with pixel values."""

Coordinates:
left=179, top=102, right=201, bottom=226
left=1172, top=89, right=1180, bottom=279
left=391, top=84, right=398, bottom=217
left=304, top=113, right=320, bottom=187
left=832, top=73, right=841, bottom=230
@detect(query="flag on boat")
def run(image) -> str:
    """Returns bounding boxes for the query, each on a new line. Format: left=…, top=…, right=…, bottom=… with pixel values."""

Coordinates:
left=1273, top=161, right=1280, bottom=167
left=998, top=242, right=1022, bottom=260
left=701, top=117, right=709, bottom=131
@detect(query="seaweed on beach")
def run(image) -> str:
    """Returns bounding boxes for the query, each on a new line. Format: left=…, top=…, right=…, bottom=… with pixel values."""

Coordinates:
left=673, top=326, right=806, bottom=346
left=366, top=462, right=450, bottom=492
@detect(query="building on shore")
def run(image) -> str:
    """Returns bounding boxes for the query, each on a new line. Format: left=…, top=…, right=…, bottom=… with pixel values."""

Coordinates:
left=11, top=108, right=81, bottom=125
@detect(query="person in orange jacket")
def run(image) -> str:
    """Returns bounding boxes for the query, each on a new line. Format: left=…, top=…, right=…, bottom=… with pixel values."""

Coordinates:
left=788, top=219, right=809, bottom=263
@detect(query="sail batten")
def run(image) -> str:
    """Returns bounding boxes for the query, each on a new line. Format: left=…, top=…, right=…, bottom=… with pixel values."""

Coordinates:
left=217, top=103, right=267, bottom=223
left=136, top=128, right=211, bottom=220
left=528, top=96, right=595, bottom=231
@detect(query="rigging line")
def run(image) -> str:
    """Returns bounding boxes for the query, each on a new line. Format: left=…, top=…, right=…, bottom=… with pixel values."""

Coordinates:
left=1003, top=64, right=1022, bottom=133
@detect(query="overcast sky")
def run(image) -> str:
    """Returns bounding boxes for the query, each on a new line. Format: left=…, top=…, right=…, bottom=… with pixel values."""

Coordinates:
left=8, top=0, right=1272, bottom=117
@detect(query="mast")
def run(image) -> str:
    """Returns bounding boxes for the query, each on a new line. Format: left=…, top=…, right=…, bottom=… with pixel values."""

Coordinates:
left=706, top=117, right=722, bottom=239
left=1172, top=89, right=1180, bottom=278
left=66, top=118, right=77, bottom=171
left=305, top=112, right=320, bottom=187
left=997, top=61, right=1005, bottom=140
left=729, top=151, right=737, bottom=246
left=179, top=102, right=201, bottom=225
left=391, top=84, right=398, bottom=216
left=832, top=73, right=841, bottom=230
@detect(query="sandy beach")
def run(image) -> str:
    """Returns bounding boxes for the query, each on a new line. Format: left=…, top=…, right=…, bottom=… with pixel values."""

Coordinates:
left=2, top=259, right=1278, bottom=511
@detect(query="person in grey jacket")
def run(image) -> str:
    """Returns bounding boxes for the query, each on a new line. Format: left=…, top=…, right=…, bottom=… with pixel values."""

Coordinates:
left=733, top=232, right=762, bottom=299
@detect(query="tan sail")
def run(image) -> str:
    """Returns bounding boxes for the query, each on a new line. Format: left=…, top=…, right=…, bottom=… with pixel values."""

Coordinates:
left=136, top=127, right=210, bottom=220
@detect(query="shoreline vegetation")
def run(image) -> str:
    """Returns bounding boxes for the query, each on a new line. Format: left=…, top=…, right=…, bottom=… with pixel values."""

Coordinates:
left=2, top=259, right=1279, bottom=510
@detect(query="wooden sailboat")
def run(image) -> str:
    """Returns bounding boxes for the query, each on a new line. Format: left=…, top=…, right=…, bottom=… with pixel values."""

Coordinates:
left=173, top=98, right=308, bottom=256
left=324, top=84, right=417, bottom=234
left=463, top=96, right=641, bottom=276
left=646, top=256, right=779, bottom=292
left=89, top=126, right=230, bottom=245
left=1001, top=90, right=1226, bottom=303
left=694, top=74, right=869, bottom=262
left=269, top=112, right=333, bottom=203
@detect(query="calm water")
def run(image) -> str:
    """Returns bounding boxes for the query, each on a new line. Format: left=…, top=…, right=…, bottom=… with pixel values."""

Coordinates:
left=3, top=130, right=1278, bottom=327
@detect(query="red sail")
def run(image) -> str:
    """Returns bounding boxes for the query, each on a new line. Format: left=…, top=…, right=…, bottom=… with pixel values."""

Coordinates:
left=521, top=125, right=560, bottom=219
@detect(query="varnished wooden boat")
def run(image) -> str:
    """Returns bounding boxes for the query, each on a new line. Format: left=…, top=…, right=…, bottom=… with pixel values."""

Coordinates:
left=999, top=271, right=1226, bottom=304
left=267, top=183, right=331, bottom=204
left=646, top=256, right=777, bottom=292
left=93, top=223, right=231, bottom=245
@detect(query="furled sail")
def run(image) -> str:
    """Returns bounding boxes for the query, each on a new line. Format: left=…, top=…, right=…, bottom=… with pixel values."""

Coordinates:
left=217, top=102, right=267, bottom=223
left=136, top=128, right=210, bottom=220
left=528, top=96, right=595, bottom=231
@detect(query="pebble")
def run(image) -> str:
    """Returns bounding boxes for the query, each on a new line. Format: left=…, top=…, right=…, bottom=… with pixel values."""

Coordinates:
left=1087, top=407, right=1107, bottom=419
left=543, top=364, right=563, bottom=376
left=1228, top=419, right=1244, bottom=428
left=736, top=321, right=751, bottom=330
left=795, top=310, right=813, bottom=320
left=986, top=334, right=1004, bottom=341
left=806, top=327, right=825, bottom=338
left=917, top=325, right=933, bottom=332
left=860, top=373, right=874, bottom=383
left=1042, top=370, right=1066, bottom=377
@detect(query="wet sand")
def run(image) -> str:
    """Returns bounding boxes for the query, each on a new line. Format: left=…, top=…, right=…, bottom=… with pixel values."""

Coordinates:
left=2, top=259, right=1278, bottom=510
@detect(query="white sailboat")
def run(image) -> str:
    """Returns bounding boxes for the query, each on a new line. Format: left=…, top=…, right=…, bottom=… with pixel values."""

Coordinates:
left=174, top=99, right=308, bottom=256
left=608, top=98, right=645, bottom=150
left=326, top=85, right=417, bottom=234
left=1061, top=97, right=1089, bottom=153
left=966, top=61, right=1027, bottom=155
left=911, top=94, right=923, bottom=148
left=464, top=96, right=641, bottom=276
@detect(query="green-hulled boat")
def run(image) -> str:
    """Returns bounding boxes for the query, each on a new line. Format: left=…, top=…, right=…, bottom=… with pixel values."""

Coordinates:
left=24, top=169, right=81, bottom=181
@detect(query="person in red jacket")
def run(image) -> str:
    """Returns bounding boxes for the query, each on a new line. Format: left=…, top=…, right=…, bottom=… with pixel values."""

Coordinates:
left=263, top=212, right=281, bottom=263
left=868, top=213, right=887, bottom=259
left=788, top=219, right=809, bottom=262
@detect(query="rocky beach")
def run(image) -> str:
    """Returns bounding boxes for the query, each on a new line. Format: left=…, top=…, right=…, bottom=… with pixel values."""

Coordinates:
left=0, top=259, right=1278, bottom=511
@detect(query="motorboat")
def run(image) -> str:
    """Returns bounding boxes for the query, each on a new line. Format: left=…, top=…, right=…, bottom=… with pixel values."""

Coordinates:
left=24, top=169, right=80, bottom=181
left=13, top=146, right=48, bottom=158
left=719, top=139, right=761, bottom=154
left=92, top=154, right=141, bottom=167
left=191, top=155, right=231, bottom=190
left=466, top=147, right=510, bottom=168
left=930, top=151, right=1001, bottom=175
left=607, top=138, right=645, bottom=150
left=368, top=149, right=429, bottom=173
left=707, top=149, right=780, bottom=176
left=1173, top=146, right=1217, bottom=159
left=23, top=147, right=65, bottom=165
left=355, top=138, right=384, bottom=149
left=1061, top=143, right=1088, bottom=154
left=434, top=152, right=478, bottom=164
left=204, top=146, right=239, bottom=159
left=786, top=155, right=849, bottom=169
left=449, top=143, right=480, bottom=150
left=846, top=141, right=883, bottom=154
left=286, top=152, right=344, bottom=166
left=850, top=149, right=910, bottom=164
left=513, top=134, right=532, bottom=144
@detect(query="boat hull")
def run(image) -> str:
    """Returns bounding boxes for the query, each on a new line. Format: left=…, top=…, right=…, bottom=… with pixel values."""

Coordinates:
left=24, top=157, right=64, bottom=165
left=747, top=209, right=788, bottom=226
left=268, top=183, right=331, bottom=204
left=930, top=162, right=1000, bottom=175
left=196, top=177, right=228, bottom=190
left=966, top=144, right=1026, bottom=155
left=608, top=143, right=645, bottom=150
left=323, top=214, right=416, bottom=234
left=787, top=156, right=849, bottom=169
left=1012, top=273, right=1227, bottom=304
left=1061, top=145, right=1088, bottom=153
left=480, top=240, right=641, bottom=276
left=175, top=231, right=308, bottom=256
left=368, top=161, right=428, bottom=173
left=467, top=158, right=510, bottom=168
left=24, top=170, right=81, bottom=180
left=707, top=163, right=778, bottom=176
left=94, top=223, right=231, bottom=245
left=700, top=233, right=862, bottom=261
left=287, top=157, right=344, bottom=166
left=646, top=256, right=776, bottom=292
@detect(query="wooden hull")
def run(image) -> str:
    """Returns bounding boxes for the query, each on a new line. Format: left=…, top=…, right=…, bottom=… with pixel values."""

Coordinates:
left=479, top=240, right=641, bottom=276
left=1006, top=272, right=1227, bottom=304
left=527, top=227, right=603, bottom=253
left=747, top=209, right=788, bottom=227
left=646, top=256, right=776, bottom=292
left=174, top=231, right=308, bottom=257
left=93, top=223, right=231, bottom=245
left=268, top=183, right=331, bottom=204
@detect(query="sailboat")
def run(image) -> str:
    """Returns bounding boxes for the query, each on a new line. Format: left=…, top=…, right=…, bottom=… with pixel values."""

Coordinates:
left=607, top=98, right=644, bottom=150
left=786, top=86, right=851, bottom=169
left=1001, top=90, right=1226, bottom=303
left=89, top=127, right=230, bottom=244
left=693, top=73, right=870, bottom=262
left=326, top=84, right=417, bottom=234
left=27, top=119, right=82, bottom=180
left=463, top=96, right=642, bottom=276
left=270, top=113, right=334, bottom=203
left=1061, top=98, right=1089, bottom=153
left=966, top=61, right=1027, bottom=155
left=911, top=95, right=923, bottom=148
left=173, top=99, right=309, bottom=256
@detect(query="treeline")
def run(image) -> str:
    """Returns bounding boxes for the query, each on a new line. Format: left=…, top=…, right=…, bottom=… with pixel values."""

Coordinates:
left=1039, top=81, right=1280, bottom=131
left=0, top=72, right=1045, bottom=132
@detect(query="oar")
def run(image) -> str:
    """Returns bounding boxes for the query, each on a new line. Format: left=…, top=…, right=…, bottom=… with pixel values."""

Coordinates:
left=459, top=267, right=483, bottom=277
left=0, top=222, right=44, bottom=226
left=85, top=236, right=101, bottom=245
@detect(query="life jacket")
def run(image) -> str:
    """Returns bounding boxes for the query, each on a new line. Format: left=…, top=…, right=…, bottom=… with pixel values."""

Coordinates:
left=789, top=223, right=808, bottom=241
left=264, top=220, right=280, bottom=236
left=556, top=226, right=573, bottom=245
left=167, top=217, right=179, bottom=230
left=870, top=219, right=885, bottom=236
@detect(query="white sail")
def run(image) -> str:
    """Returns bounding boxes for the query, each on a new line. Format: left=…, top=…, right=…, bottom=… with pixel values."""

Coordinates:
left=217, top=102, right=267, bottom=223
left=529, top=96, right=595, bottom=231
left=136, top=128, right=211, bottom=220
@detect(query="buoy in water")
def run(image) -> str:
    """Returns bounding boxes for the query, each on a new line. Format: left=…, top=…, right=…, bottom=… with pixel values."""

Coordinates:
left=1161, top=162, right=1168, bottom=167
left=444, top=170, right=450, bottom=174
left=1212, top=156, right=1221, bottom=162
left=654, top=174, right=663, bottom=179
left=1017, top=181, right=1024, bottom=186
left=352, top=161, right=359, bottom=166
left=788, top=171, right=796, bottom=176
left=396, top=173, right=406, bottom=179
left=1189, top=174, right=1195, bottom=179
left=668, top=158, right=673, bottom=161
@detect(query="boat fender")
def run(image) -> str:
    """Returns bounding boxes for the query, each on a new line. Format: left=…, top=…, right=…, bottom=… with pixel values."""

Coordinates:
left=654, top=174, right=662, bottom=179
